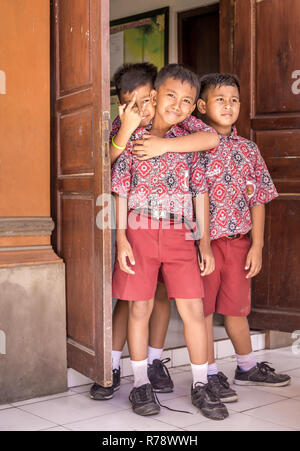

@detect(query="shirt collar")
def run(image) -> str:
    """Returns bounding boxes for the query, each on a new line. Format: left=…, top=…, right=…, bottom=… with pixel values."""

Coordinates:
left=169, top=123, right=190, bottom=138
left=219, top=126, right=239, bottom=141
left=132, top=122, right=188, bottom=139
left=131, top=121, right=153, bottom=139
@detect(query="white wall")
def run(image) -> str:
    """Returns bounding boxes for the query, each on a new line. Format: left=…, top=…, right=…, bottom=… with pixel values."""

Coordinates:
left=110, top=0, right=218, bottom=63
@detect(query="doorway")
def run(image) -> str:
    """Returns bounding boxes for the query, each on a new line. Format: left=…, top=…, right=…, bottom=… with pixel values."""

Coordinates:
left=178, top=3, right=219, bottom=121
left=178, top=4, right=220, bottom=77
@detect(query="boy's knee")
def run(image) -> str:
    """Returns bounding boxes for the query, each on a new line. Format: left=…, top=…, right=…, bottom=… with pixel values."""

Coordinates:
left=178, top=299, right=205, bottom=322
left=128, top=300, right=153, bottom=320
left=224, top=315, right=249, bottom=330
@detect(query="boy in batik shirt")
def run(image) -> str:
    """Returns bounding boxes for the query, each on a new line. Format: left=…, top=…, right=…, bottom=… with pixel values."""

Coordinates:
left=195, top=73, right=291, bottom=402
left=111, top=64, right=228, bottom=420
left=92, top=62, right=219, bottom=401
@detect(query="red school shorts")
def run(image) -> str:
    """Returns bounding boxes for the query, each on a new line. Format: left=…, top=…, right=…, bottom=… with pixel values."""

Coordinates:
left=112, top=214, right=204, bottom=301
left=202, top=234, right=251, bottom=317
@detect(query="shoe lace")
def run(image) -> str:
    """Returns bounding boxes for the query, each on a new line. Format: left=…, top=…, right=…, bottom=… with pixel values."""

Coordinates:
left=137, top=384, right=152, bottom=403
left=151, top=359, right=192, bottom=414
left=256, top=361, right=275, bottom=375
left=154, top=391, right=193, bottom=415
left=194, top=381, right=220, bottom=402
left=217, top=372, right=230, bottom=388
left=130, top=383, right=193, bottom=415
left=153, top=358, right=172, bottom=380
left=208, top=373, right=229, bottom=392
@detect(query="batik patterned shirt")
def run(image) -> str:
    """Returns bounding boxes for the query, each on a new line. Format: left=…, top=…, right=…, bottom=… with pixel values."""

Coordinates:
left=109, top=114, right=214, bottom=142
left=195, top=127, right=278, bottom=240
left=111, top=122, right=209, bottom=222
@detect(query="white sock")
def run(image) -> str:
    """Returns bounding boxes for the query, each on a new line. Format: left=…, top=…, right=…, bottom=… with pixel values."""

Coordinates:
left=131, top=358, right=150, bottom=388
left=208, top=362, right=219, bottom=376
left=236, top=352, right=257, bottom=372
left=148, top=346, right=163, bottom=365
left=191, top=362, right=208, bottom=387
left=112, top=350, right=122, bottom=370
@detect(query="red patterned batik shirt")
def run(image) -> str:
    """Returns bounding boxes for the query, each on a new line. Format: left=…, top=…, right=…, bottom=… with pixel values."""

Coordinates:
left=196, top=127, right=278, bottom=240
left=111, top=122, right=209, bottom=222
left=109, top=114, right=215, bottom=142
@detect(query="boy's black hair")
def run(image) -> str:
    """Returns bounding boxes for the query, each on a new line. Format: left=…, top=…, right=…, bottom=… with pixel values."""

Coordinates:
left=113, top=62, right=158, bottom=101
left=199, top=73, right=240, bottom=100
left=155, top=64, right=200, bottom=101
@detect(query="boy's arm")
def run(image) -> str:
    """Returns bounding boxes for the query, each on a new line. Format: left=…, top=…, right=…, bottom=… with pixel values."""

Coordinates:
left=193, top=193, right=215, bottom=276
left=114, top=194, right=135, bottom=274
left=110, top=125, right=133, bottom=165
left=132, top=130, right=219, bottom=160
left=110, top=93, right=142, bottom=165
left=245, top=204, right=265, bottom=279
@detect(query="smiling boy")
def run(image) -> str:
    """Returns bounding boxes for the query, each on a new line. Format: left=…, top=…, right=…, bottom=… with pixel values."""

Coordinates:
left=92, top=63, right=220, bottom=403
left=111, top=64, right=228, bottom=420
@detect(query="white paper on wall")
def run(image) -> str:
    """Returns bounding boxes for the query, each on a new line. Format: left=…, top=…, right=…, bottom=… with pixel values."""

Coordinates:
left=110, top=32, right=124, bottom=79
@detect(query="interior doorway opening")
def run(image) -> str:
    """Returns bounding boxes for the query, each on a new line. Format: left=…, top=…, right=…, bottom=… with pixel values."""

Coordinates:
left=178, top=4, right=220, bottom=77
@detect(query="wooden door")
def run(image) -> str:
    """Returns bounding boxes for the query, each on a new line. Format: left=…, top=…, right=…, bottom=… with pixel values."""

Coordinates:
left=221, top=0, right=300, bottom=332
left=51, top=0, right=112, bottom=385
left=178, top=4, right=219, bottom=78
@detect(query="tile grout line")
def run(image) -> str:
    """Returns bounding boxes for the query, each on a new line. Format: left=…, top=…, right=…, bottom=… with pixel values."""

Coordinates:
left=10, top=390, right=78, bottom=408
left=60, top=406, right=135, bottom=428
left=237, top=397, right=300, bottom=415
left=240, top=402, right=300, bottom=431
left=13, top=405, right=60, bottom=430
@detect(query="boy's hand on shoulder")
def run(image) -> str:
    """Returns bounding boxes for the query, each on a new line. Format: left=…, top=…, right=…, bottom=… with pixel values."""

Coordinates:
left=199, top=239, right=215, bottom=276
left=133, top=134, right=167, bottom=160
left=245, top=244, right=262, bottom=278
left=116, top=234, right=135, bottom=275
left=119, top=92, right=142, bottom=134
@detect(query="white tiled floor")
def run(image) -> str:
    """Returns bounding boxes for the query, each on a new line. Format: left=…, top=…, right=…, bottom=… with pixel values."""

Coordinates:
left=1, top=346, right=300, bottom=431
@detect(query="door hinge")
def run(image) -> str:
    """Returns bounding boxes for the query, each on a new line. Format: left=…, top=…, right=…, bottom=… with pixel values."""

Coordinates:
left=102, top=111, right=111, bottom=165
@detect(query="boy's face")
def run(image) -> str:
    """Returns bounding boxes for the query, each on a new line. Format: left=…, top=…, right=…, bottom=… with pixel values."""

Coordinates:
left=153, top=77, right=197, bottom=128
left=120, top=83, right=155, bottom=127
left=197, top=85, right=240, bottom=135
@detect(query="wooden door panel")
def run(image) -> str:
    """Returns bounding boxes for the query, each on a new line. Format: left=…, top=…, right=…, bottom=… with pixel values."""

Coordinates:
left=58, top=0, right=91, bottom=93
left=51, top=0, right=112, bottom=385
left=60, top=109, right=94, bottom=174
left=256, top=0, right=300, bottom=114
left=255, top=130, right=300, bottom=179
left=251, top=197, right=300, bottom=330
left=62, top=196, right=95, bottom=347
left=252, top=199, right=300, bottom=305
left=255, top=130, right=300, bottom=159
left=58, top=177, right=94, bottom=193
left=222, top=0, right=300, bottom=332
left=252, top=116, right=300, bottom=131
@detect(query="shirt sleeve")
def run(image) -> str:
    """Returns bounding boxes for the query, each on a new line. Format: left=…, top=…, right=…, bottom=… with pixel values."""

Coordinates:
left=248, top=143, right=278, bottom=207
left=189, top=153, right=208, bottom=197
left=180, top=115, right=216, bottom=134
left=109, top=116, right=121, bottom=143
left=111, top=142, right=132, bottom=198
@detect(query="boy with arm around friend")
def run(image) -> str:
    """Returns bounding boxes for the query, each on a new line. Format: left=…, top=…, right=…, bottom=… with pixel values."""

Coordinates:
left=111, top=64, right=228, bottom=420
left=91, top=63, right=220, bottom=401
